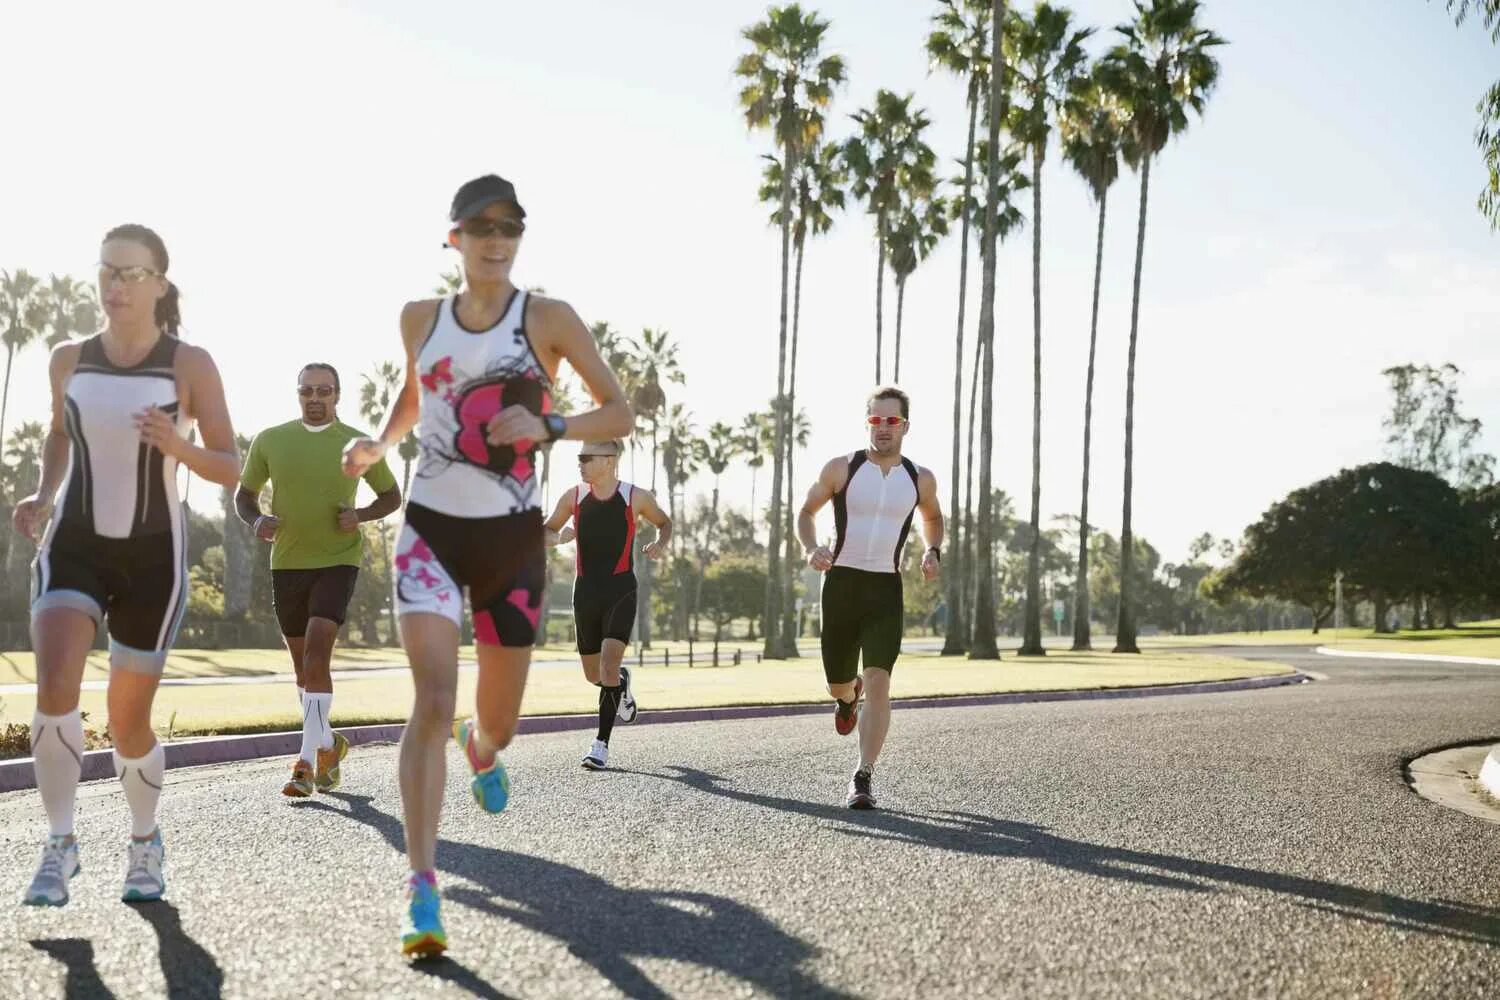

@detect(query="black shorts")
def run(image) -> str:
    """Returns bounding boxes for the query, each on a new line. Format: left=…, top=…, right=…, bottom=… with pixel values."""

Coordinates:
left=820, top=566, right=903, bottom=685
left=394, top=503, right=545, bottom=647
left=272, top=565, right=359, bottom=637
left=31, top=523, right=186, bottom=673
left=573, top=573, right=637, bottom=655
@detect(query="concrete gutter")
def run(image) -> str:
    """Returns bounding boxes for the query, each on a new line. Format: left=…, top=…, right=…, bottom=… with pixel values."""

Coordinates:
left=1315, top=646, right=1500, bottom=667
left=0, top=668, right=1309, bottom=793
left=1407, top=741, right=1500, bottom=825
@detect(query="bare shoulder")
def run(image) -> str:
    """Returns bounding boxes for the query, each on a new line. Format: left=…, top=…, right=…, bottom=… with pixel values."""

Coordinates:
left=400, top=298, right=442, bottom=345
left=175, top=342, right=222, bottom=378
left=630, top=485, right=659, bottom=510
left=821, top=454, right=852, bottom=487
left=48, top=341, right=83, bottom=378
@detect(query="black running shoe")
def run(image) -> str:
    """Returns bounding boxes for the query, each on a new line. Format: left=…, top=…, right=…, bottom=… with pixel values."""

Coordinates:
left=846, top=766, right=877, bottom=810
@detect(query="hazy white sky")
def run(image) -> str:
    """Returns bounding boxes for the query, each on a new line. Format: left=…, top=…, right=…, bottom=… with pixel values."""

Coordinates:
left=1, top=0, right=1495, bottom=564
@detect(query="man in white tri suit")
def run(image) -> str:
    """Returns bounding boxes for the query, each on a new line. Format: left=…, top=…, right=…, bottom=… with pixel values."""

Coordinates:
left=798, top=387, right=943, bottom=810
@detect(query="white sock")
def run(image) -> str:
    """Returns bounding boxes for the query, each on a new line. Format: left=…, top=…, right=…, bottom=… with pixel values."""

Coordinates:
left=300, top=692, right=333, bottom=763
left=113, top=743, right=165, bottom=839
left=32, top=710, right=83, bottom=838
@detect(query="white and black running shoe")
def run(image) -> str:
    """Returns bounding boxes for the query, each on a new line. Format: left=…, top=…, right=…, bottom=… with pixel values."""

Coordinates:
left=581, top=739, right=609, bottom=770
left=616, top=666, right=638, bottom=724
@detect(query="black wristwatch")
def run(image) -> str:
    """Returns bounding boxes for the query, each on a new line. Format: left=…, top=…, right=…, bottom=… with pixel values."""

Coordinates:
left=926, top=546, right=942, bottom=563
left=542, top=413, right=567, bottom=442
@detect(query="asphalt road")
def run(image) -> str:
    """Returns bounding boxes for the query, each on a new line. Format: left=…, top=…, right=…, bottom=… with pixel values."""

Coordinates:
left=2, top=646, right=1499, bottom=999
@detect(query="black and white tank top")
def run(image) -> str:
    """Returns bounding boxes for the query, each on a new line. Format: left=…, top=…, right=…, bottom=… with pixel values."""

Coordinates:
left=56, top=334, right=187, bottom=539
left=573, top=481, right=635, bottom=579
left=831, top=450, right=920, bottom=574
left=408, top=291, right=554, bottom=518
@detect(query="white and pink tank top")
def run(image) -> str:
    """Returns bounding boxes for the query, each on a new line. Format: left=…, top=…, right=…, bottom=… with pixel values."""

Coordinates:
left=407, top=291, right=554, bottom=518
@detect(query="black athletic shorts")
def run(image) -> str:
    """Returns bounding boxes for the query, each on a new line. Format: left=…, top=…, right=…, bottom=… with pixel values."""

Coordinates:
left=272, top=565, right=359, bottom=637
left=573, top=573, right=637, bottom=656
left=394, top=503, right=545, bottom=647
left=31, top=523, right=186, bottom=673
left=820, top=566, right=903, bottom=685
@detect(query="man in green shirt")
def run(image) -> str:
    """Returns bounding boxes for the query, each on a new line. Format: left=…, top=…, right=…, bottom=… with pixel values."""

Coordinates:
left=236, top=363, right=401, bottom=798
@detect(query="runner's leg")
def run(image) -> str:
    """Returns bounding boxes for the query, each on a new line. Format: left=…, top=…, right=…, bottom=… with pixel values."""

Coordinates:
left=398, top=612, right=459, bottom=875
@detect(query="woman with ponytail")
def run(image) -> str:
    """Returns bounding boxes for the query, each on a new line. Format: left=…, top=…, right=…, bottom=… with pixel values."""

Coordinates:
left=13, top=223, right=239, bottom=906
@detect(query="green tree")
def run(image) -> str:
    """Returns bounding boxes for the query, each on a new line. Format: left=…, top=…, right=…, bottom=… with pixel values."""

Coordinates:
left=927, top=0, right=993, bottom=655
left=738, top=410, right=777, bottom=542
left=434, top=267, right=464, bottom=296
left=701, top=556, right=769, bottom=657
left=887, top=194, right=950, bottom=383
left=1434, top=1, right=1500, bottom=227
left=775, top=401, right=813, bottom=653
left=0, top=270, right=46, bottom=445
left=40, top=275, right=100, bottom=349
left=1006, top=1, right=1092, bottom=657
left=1381, top=362, right=1495, bottom=489
left=624, top=328, right=684, bottom=648
left=843, top=89, right=938, bottom=383
left=360, top=361, right=420, bottom=495
left=736, top=2, right=846, bottom=659
left=1098, top=0, right=1225, bottom=653
left=1061, top=68, right=1125, bottom=652
left=661, top=403, right=700, bottom=640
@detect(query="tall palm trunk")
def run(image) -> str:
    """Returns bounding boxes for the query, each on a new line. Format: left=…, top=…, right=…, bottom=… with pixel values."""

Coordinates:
left=1073, top=187, right=1107, bottom=651
left=942, top=85, right=981, bottom=657
left=762, top=135, right=796, bottom=658
left=963, top=332, right=983, bottom=641
left=638, top=422, right=660, bottom=648
left=0, top=344, right=16, bottom=444
left=1115, top=152, right=1151, bottom=655
left=970, top=0, right=1007, bottom=661
left=874, top=209, right=888, bottom=383
left=893, top=277, right=907, bottom=383
left=779, top=232, right=808, bottom=657
left=1020, top=150, right=1046, bottom=657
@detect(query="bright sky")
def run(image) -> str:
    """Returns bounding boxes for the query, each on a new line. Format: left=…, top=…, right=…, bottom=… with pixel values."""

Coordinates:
left=1, top=0, right=1495, bottom=565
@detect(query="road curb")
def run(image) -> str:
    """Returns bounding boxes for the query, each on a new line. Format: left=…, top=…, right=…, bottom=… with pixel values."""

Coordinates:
left=0, top=669, right=1307, bottom=793
left=1315, top=645, right=1500, bottom=667
left=1406, top=740, right=1500, bottom=825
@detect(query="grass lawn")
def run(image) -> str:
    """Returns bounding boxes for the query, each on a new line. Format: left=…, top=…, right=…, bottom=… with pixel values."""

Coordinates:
left=0, top=649, right=1293, bottom=743
left=1143, top=620, right=1500, bottom=660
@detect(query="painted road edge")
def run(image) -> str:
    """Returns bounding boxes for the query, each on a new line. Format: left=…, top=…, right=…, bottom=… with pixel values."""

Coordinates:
left=0, top=669, right=1308, bottom=793
left=1315, top=645, right=1500, bottom=667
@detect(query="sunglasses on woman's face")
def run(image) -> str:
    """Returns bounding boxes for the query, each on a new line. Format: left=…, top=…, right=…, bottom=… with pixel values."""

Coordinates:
left=297, top=385, right=336, bottom=398
left=866, top=415, right=906, bottom=427
left=98, top=262, right=160, bottom=286
left=456, top=217, right=526, bottom=240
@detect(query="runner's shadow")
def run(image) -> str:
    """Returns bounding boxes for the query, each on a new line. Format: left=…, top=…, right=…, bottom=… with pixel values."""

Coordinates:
left=305, top=792, right=848, bottom=999
left=409, top=956, right=519, bottom=999
left=127, top=900, right=225, bottom=999
left=28, top=939, right=116, bottom=999
left=635, top=766, right=1500, bottom=947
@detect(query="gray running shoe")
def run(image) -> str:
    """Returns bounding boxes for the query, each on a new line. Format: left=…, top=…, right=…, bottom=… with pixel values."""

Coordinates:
left=23, top=836, right=80, bottom=906
left=122, top=830, right=166, bottom=902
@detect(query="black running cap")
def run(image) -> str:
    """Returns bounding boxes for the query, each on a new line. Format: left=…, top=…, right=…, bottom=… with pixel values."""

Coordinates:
left=450, top=175, right=526, bottom=223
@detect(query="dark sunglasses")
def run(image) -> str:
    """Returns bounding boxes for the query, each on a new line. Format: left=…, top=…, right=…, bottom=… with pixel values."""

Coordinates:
left=866, top=415, right=906, bottom=427
left=456, top=217, right=526, bottom=239
left=578, top=453, right=615, bottom=464
left=98, top=262, right=160, bottom=286
left=297, top=385, right=336, bottom=398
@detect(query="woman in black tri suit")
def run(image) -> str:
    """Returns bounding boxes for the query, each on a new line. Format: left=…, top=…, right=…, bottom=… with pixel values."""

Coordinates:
left=16, top=224, right=239, bottom=906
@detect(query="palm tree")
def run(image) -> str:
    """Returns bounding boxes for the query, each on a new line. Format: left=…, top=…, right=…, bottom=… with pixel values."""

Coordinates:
left=1006, top=1, right=1092, bottom=657
left=970, top=0, right=1011, bottom=661
left=624, top=328, right=684, bottom=647
left=736, top=3, right=845, bottom=659
left=927, top=0, right=992, bottom=655
left=0, top=270, right=46, bottom=445
left=887, top=195, right=950, bottom=383
left=41, top=276, right=100, bottom=349
left=660, top=403, right=700, bottom=640
left=843, top=90, right=938, bottom=384
left=739, top=411, right=776, bottom=543
left=1098, top=0, right=1224, bottom=653
left=951, top=139, right=1028, bottom=655
left=359, top=361, right=420, bottom=496
left=1060, top=71, right=1125, bottom=652
left=761, top=141, right=847, bottom=657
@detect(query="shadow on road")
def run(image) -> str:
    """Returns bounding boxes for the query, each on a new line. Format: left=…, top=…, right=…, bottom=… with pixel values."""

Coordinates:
left=634, top=765, right=1500, bottom=947
left=27, top=901, right=222, bottom=1000
left=304, top=792, right=849, bottom=999
left=28, top=938, right=116, bottom=999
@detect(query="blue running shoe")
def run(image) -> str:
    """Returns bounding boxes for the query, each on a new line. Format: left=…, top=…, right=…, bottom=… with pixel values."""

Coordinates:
left=452, top=717, right=509, bottom=813
left=401, top=874, right=447, bottom=958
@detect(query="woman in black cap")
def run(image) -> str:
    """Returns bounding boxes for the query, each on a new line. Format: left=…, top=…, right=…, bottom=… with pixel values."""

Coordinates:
left=343, top=174, right=632, bottom=958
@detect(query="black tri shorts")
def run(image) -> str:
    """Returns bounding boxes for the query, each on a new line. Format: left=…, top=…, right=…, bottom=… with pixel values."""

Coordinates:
left=819, top=565, right=904, bottom=685
left=573, top=572, right=637, bottom=656
left=271, top=565, right=360, bottom=637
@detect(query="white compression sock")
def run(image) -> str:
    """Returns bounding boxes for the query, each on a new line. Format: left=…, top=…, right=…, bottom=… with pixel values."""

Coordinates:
left=299, top=693, right=333, bottom=763
left=113, top=743, right=165, bottom=839
left=32, top=710, right=84, bottom=838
